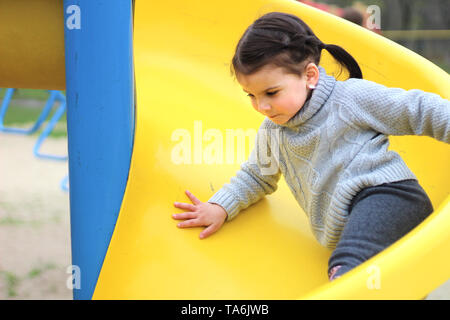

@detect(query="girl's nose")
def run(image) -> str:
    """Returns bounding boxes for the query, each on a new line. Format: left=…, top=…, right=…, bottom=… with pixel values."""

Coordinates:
left=257, top=100, right=271, bottom=112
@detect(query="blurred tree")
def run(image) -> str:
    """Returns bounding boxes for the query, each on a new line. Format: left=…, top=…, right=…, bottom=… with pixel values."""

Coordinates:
left=317, top=0, right=449, bottom=30
left=309, top=0, right=450, bottom=72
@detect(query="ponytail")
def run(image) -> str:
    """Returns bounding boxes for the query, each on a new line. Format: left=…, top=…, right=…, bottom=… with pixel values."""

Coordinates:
left=322, top=44, right=363, bottom=79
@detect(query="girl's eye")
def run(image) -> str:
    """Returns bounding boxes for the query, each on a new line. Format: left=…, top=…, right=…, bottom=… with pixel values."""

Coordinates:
left=246, top=91, right=277, bottom=98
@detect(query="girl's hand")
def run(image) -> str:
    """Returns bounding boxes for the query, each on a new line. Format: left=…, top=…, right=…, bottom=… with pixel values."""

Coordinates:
left=172, top=190, right=227, bottom=239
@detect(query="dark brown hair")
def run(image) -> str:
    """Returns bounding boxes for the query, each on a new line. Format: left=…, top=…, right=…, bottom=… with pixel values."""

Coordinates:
left=232, top=12, right=362, bottom=79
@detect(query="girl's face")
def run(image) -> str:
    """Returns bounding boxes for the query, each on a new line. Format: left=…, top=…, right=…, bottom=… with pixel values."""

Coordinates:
left=236, top=63, right=319, bottom=125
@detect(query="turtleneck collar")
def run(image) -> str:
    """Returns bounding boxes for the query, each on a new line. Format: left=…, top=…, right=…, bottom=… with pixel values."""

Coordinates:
left=278, top=66, right=336, bottom=129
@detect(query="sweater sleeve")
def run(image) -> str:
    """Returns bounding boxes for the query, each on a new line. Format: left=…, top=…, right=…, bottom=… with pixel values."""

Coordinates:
left=207, top=122, right=282, bottom=221
left=350, top=79, right=450, bottom=143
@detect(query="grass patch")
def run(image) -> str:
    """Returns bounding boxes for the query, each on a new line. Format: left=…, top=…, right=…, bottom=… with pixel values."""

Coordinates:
left=0, top=215, right=47, bottom=227
left=27, top=263, right=57, bottom=279
left=1, top=104, right=67, bottom=138
left=0, top=216, right=27, bottom=226
left=1, top=88, right=67, bottom=138
left=0, top=271, right=20, bottom=298
left=0, top=263, right=58, bottom=298
left=0, top=88, right=63, bottom=101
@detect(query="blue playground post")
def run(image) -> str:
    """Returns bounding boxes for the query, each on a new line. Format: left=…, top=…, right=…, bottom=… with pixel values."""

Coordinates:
left=63, top=1, right=135, bottom=299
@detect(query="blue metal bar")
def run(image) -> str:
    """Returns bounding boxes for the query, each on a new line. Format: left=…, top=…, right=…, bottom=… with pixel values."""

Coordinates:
left=60, top=174, right=69, bottom=192
left=63, top=1, right=135, bottom=300
left=33, top=93, right=68, bottom=161
left=0, top=89, right=61, bottom=134
left=0, top=88, right=16, bottom=130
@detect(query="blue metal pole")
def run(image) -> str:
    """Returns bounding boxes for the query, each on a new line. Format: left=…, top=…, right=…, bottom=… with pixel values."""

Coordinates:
left=33, top=94, right=68, bottom=161
left=0, top=88, right=17, bottom=131
left=63, top=1, right=134, bottom=300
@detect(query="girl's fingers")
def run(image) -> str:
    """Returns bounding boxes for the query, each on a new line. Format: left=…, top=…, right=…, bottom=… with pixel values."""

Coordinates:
left=185, top=190, right=202, bottom=205
left=199, top=224, right=217, bottom=239
left=173, top=202, right=196, bottom=211
left=172, top=212, right=197, bottom=220
left=177, top=219, right=201, bottom=228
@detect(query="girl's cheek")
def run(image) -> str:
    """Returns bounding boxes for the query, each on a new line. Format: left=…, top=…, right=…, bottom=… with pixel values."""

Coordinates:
left=285, top=94, right=303, bottom=109
left=274, top=97, right=290, bottom=111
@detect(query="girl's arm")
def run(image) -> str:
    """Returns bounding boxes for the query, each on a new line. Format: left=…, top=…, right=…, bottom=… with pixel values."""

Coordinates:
left=349, top=79, right=450, bottom=143
left=207, top=122, right=282, bottom=221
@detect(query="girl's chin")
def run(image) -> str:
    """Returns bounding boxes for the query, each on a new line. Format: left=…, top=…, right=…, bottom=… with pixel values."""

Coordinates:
left=268, top=115, right=286, bottom=124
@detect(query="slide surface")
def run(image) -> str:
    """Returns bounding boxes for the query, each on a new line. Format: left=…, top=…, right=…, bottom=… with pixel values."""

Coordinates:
left=93, top=0, right=450, bottom=299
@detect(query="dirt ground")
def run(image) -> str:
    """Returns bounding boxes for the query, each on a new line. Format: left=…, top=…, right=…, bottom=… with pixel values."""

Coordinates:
left=0, top=133, right=449, bottom=300
left=0, top=134, right=71, bottom=299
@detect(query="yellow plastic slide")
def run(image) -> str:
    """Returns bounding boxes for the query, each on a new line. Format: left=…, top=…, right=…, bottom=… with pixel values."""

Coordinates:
left=92, top=0, right=449, bottom=299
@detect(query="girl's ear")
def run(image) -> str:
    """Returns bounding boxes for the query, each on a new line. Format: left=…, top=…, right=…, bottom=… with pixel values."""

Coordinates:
left=305, top=63, right=320, bottom=88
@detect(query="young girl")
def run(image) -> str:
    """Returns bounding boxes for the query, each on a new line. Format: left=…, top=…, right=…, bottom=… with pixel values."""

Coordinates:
left=172, top=12, right=449, bottom=281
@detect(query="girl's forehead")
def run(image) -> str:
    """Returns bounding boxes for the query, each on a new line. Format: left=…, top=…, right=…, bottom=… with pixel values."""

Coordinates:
left=237, top=65, right=287, bottom=89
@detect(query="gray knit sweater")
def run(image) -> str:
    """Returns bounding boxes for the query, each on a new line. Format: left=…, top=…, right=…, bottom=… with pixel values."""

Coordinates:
left=207, top=66, right=450, bottom=249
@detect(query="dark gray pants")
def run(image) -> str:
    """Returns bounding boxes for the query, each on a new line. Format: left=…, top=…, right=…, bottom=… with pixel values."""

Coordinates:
left=328, top=179, right=434, bottom=280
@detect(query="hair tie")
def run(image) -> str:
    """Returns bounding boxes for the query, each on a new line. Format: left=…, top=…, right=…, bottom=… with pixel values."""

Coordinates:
left=319, top=42, right=327, bottom=50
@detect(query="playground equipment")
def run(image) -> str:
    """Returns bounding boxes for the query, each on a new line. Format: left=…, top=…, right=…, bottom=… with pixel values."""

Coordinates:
left=0, top=89, right=64, bottom=138
left=0, top=88, right=68, bottom=189
left=0, top=0, right=448, bottom=300
left=31, top=91, right=68, bottom=161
